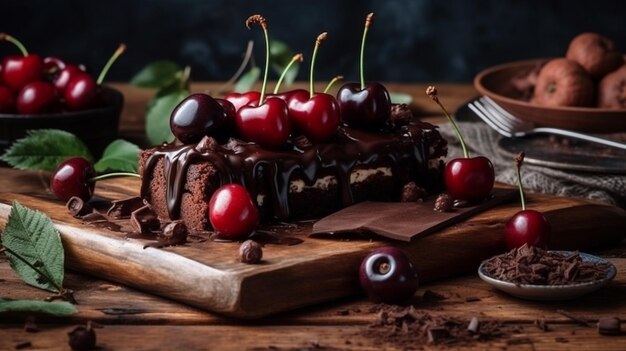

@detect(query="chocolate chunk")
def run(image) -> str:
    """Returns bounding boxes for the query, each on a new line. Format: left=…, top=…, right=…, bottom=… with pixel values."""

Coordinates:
left=465, top=296, right=481, bottom=302
left=427, top=327, right=450, bottom=344
left=422, top=289, right=447, bottom=301
left=390, top=103, right=413, bottom=128
left=15, top=341, right=32, bottom=350
left=66, top=196, right=93, bottom=217
left=239, top=240, right=263, bottom=264
left=434, top=193, right=453, bottom=212
left=195, top=136, right=219, bottom=153
left=81, top=212, right=108, bottom=223
left=598, top=317, right=621, bottom=335
left=467, top=317, right=480, bottom=333
left=106, top=196, right=145, bottom=219
left=23, top=316, right=38, bottom=332
left=400, top=182, right=427, bottom=202
left=161, top=220, right=188, bottom=243
left=130, top=205, right=160, bottom=235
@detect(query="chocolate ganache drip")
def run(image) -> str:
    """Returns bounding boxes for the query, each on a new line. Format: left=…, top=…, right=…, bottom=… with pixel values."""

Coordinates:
left=141, top=123, right=444, bottom=221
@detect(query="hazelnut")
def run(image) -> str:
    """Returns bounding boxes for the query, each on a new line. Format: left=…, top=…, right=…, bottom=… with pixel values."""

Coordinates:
left=434, top=193, right=453, bottom=213
left=239, top=240, right=263, bottom=264
left=400, top=182, right=427, bottom=202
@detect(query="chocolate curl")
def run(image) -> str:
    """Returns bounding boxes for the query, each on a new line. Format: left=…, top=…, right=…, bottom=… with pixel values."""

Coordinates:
left=246, top=14, right=267, bottom=30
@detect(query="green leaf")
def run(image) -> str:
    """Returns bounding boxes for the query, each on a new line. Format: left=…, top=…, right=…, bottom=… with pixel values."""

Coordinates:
left=131, top=61, right=182, bottom=88
left=0, top=129, right=93, bottom=171
left=146, top=88, right=188, bottom=145
left=389, top=92, right=413, bottom=105
left=94, top=139, right=141, bottom=174
left=234, top=67, right=260, bottom=93
left=1, top=201, right=64, bottom=293
left=0, top=298, right=76, bottom=316
left=270, top=39, right=299, bottom=85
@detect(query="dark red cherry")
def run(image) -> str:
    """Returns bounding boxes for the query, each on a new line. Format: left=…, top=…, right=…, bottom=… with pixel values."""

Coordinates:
left=17, top=81, right=59, bottom=114
left=2, top=54, right=45, bottom=93
left=208, top=184, right=259, bottom=239
left=505, top=209, right=550, bottom=249
left=64, top=73, right=98, bottom=111
left=50, top=157, right=96, bottom=201
left=235, top=97, right=290, bottom=149
left=43, top=56, right=66, bottom=75
left=337, top=82, right=391, bottom=130
left=53, top=65, right=84, bottom=93
left=0, top=86, right=16, bottom=113
left=170, top=93, right=228, bottom=144
left=444, top=156, right=495, bottom=202
left=359, top=246, right=419, bottom=304
left=224, top=91, right=261, bottom=112
left=215, top=98, right=236, bottom=137
left=288, top=91, right=340, bottom=143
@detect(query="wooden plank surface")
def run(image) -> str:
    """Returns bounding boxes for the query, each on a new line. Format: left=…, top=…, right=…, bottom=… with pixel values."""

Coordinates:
left=1, top=168, right=625, bottom=318
left=2, top=83, right=626, bottom=350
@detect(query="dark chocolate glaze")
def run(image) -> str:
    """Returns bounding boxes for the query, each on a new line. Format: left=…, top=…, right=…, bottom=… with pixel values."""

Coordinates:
left=141, top=122, right=446, bottom=221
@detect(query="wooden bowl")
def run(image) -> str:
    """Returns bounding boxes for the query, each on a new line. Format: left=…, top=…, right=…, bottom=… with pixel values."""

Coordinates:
left=474, top=59, right=626, bottom=133
left=0, top=87, right=123, bottom=158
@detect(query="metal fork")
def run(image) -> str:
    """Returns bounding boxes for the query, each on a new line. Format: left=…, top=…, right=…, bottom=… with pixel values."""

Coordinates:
left=468, top=97, right=626, bottom=150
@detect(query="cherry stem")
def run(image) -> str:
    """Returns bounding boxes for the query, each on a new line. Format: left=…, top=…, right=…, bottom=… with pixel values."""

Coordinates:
left=97, top=44, right=126, bottom=85
left=515, top=152, right=526, bottom=211
left=90, top=172, right=141, bottom=182
left=246, top=15, right=270, bottom=104
left=323, top=75, right=344, bottom=94
left=180, top=65, right=191, bottom=90
left=273, top=53, right=303, bottom=94
left=0, top=33, right=28, bottom=56
left=426, top=86, right=469, bottom=158
left=310, top=32, right=327, bottom=98
left=359, top=13, right=374, bottom=90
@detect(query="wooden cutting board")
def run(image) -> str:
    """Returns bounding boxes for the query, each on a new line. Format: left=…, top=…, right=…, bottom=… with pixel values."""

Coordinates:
left=1, top=168, right=625, bottom=318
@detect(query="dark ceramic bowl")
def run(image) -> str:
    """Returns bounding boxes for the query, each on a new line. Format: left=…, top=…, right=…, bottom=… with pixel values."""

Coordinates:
left=0, top=86, right=123, bottom=158
left=474, top=59, right=626, bottom=133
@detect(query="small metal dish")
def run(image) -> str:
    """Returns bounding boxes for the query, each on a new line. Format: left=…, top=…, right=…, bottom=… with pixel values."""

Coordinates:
left=478, top=251, right=617, bottom=301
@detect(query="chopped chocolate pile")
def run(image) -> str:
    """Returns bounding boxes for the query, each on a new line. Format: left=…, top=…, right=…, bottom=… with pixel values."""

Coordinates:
left=482, top=244, right=612, bottom=285
left=364, top=305, right=509, bottom=347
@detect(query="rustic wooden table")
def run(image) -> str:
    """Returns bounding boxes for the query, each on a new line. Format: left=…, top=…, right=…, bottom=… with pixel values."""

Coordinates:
left=1, top=83, right=625, bottom=350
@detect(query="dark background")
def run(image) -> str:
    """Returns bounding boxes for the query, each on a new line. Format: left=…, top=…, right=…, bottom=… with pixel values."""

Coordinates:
left=2, top=0, right=625, bottom=83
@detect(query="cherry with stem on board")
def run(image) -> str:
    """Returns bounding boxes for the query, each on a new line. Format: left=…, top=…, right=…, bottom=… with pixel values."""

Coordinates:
left=426, top=85, right=495, bottom=203
left=505, top=152, right=550, bottom=249
left=336, top=13, right=391, bottom=130
left=235, top=15, right=290, bottom=149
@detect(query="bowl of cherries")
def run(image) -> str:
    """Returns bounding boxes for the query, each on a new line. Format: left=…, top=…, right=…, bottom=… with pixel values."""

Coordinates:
left=0, top=33, right=125, bottom=157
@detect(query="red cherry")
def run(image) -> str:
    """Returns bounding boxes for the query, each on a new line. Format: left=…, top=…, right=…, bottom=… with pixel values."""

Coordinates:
left=288, top=91, right=340, bottom=143
left=444, top=156, right=495, bottom=202
left=208, top=184, right=259, bottom=239
left=16, top=81, right=59, bottom=114
left=272, top=89, right=307, bottom=102
left=0, top=86, right=16, bottom=113
left=504, top=152, right=550, bottom=249
left=224, top=91, right=261, bottom=112
left=43, top=56, right=67, bottom=74
left=50, top=157, right=96, bottom=201
left=64, top=73, right=98, bottom=111
left=1, top=54, right=44, bottom=93
left=236, top=97, right=290, bottom=149
left=505, top=209, right=550, bottom=249
left=53, top=65, right=85, bottom=93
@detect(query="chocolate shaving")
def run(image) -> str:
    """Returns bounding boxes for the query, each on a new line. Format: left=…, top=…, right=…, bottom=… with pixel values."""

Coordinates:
left=14, top=341, right=32, bottom=350
left=130, top=205, right=160, bottom=235
left=556, top=310, right=593, bottom=327
left=66, top=196, right=93, bottom=217
left=482, top=244, right=612, bottom=286
left=106, top=196, right=145, bottom=219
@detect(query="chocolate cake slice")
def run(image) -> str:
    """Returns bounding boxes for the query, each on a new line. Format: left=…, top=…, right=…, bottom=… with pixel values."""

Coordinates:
left=139, top=120, right=447, bottom=232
